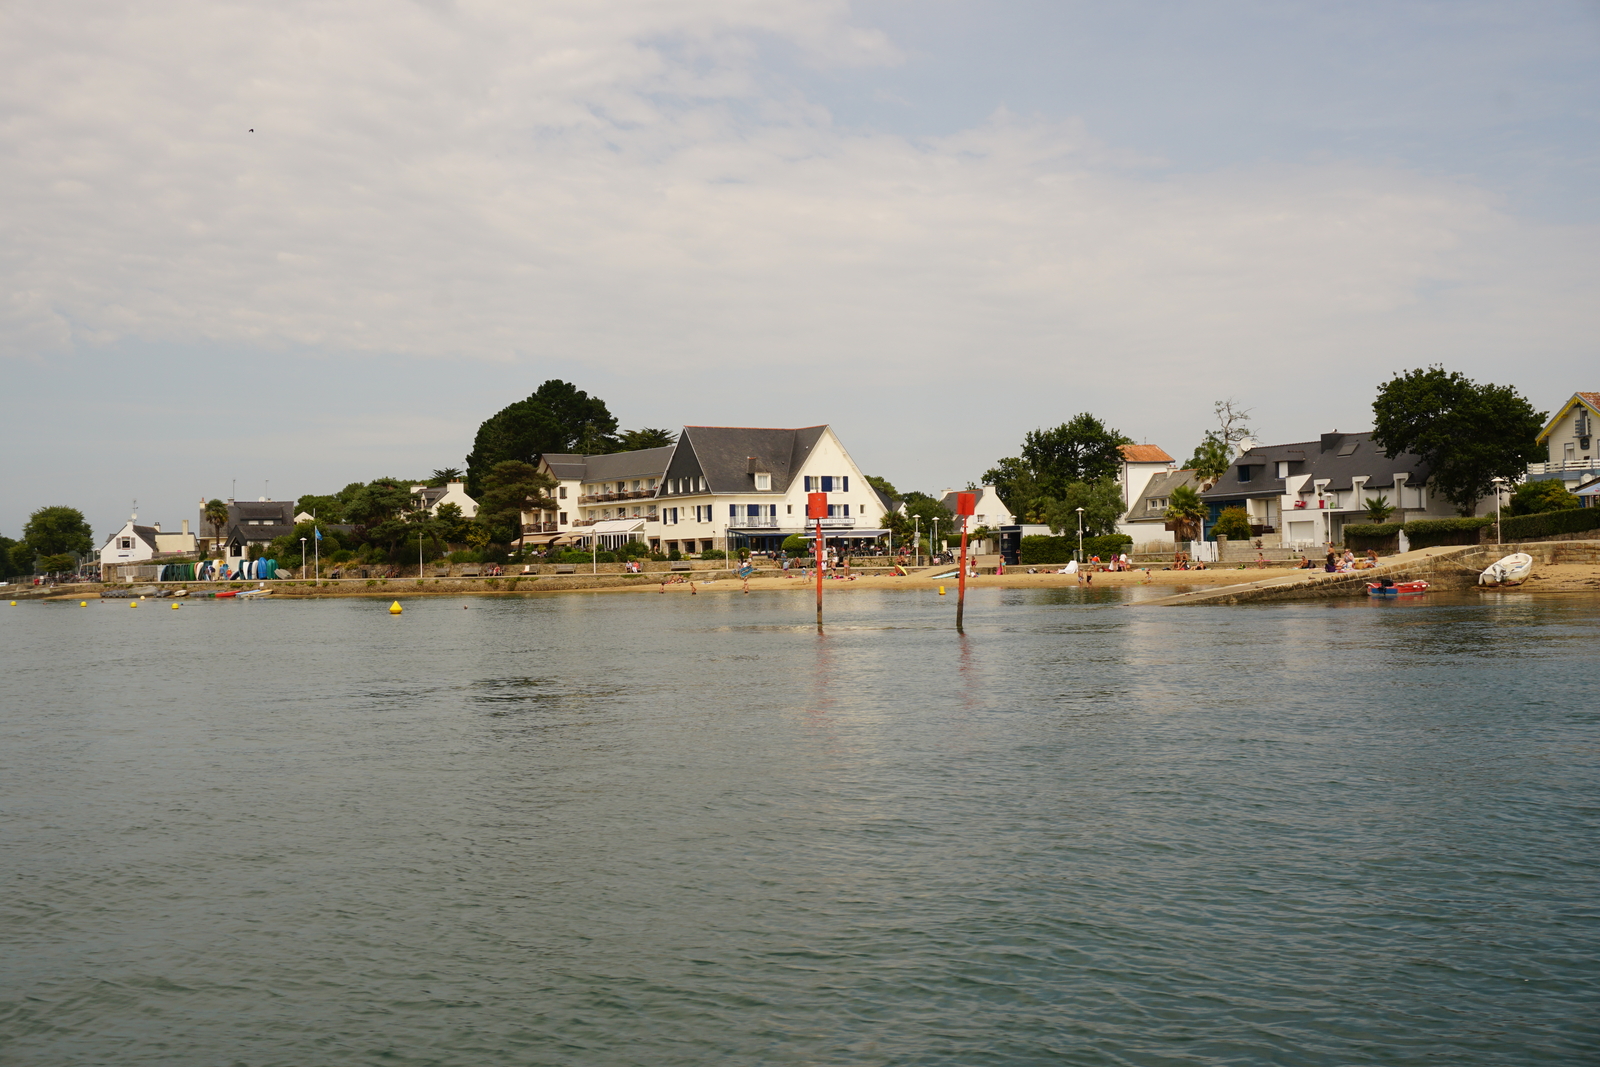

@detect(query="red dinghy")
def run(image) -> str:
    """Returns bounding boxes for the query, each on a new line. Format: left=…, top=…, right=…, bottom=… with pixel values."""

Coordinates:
left=215, top=590, right=238, bottom=598
left=1367, top=579, right=1428, bottom=597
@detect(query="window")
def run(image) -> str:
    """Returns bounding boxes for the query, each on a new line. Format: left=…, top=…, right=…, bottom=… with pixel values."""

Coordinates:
left=827, top=504, right=850, bottom=517
left=558, top=486, right=567, bottom=499
left=559, top=512, right=567, bottom=524
left=1338, top=441, right=1359, bottom=457
left=1276, top=461, right=1290, bottom=478
left=787, top=505, right=793, bottom=514
left=729, top=505, right=738, bottom=518
left=1238, top=466, right=1252, bottom=483
left=119, top=537, right=133, bottom=549
left=755, top=473, right=771, bottom=490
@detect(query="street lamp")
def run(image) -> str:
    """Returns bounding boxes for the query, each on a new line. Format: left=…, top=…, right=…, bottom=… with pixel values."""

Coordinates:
left=912, top=515, right=921, bottom=567
left=1492, top=476, right=1506, bottom=544
left=1076, top=507, right=1085, bottom=563
left=300, top=537, right=307, bottom=579
left=931, top=518, right=940, bottom=563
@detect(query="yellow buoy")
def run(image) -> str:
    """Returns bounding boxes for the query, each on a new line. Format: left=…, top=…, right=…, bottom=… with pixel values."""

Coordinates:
left=80, top=601, right=87, bottom=607
left=8, top=601, right=15, bottom=606
left=171, top=603, right=180, bottom=609
left=938, top=585, right=946, bottom=595
left=130, top=601, right=138, bottom=608
left=389, top=601, right=403, bottom=614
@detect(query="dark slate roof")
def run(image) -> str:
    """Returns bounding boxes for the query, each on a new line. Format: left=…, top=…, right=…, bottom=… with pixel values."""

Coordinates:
left=578, top=446, right=676, bottom=485
left=413, top=486, right=448, bottom=508
left=226, top=521, right=296, bottom=544
left=131, top=524, right=159, bottom=550
left=670, top=426, right=829, bottom=494
left=1126, top=469, right=1203, bottom=523
left=1201, top=431, right=1430, bottom=501
left=228, top=500, right=296, bottom=525
left=541, top=454, right=589, bottom=481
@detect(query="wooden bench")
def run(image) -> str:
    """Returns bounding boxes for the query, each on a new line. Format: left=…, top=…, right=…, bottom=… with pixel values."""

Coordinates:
left=669, top=561, right=693, bottom=571
left=555, top=564, right=577, bottom=574
left=460, top=565, right=482, bottom=577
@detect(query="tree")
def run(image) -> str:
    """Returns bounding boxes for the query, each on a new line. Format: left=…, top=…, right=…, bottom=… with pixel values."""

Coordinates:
left=38, top=552, right=78, bottom=574
left=1363, top=495, right=1395, bottom=523
left=0, top=535, right=19, bottom=579
left=433, top=502, right=472, bottom=542
left=294, top=494, right=344, bottom=523
left=1507, top=479, right=1580, bottom=516
left=984, top=414, right=1131, bottom=519
left=901, top=495, right=957, bottom=551
left=22, top=506, right=93, bottom=560
left=613, top=428, right=677, bottom=451
left=864, top=474, right=899, bottom=502
left=1212, top=507, right=1252, bottom=541
left=1183, top=399, right=1254, bottom=481
left=429, top=468, right=464, bottom=486
left=474, top=460, right=557, bottom=546
left=464, top=381, right=618, bottom=493
left=204, top=498, right=231, bottom=547
left=1372, top=367, right=1546, bottom=515
left=1163, top=485, right=1207, bottom=541
left=1042, top=479, right=1126, bottom=538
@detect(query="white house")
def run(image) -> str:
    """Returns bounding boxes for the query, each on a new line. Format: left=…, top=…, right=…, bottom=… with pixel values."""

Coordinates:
left=531, top=425, right=886, bottom=555
left=935, top=486, right=1013, bottom=554
left=1114, top=444, right=1177, bottom=541
left=100, top=516, right=196, bottom=566
left=410, top=479, right=479, bottom=519
left=1528, top=391, right=1600, bottom=491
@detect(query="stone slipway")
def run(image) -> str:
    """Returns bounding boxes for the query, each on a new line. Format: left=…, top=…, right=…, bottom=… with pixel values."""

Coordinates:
left=1140, top=540, right=1600, bottom=606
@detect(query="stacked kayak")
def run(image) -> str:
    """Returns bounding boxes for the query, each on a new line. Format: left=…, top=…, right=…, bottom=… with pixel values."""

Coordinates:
left=1367, top=579, right=1430, bottom=597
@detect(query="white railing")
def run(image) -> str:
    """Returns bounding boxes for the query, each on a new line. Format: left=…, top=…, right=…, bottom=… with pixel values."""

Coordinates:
left=733, top=516, right=780, bottom=528
left=1527, top=460, right=1599, bottom=474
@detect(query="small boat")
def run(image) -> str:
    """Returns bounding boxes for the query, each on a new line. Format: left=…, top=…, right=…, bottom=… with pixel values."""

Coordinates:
left=215, top=590, right=238, bottom=598
left=1479, top=552, right=1533, bottom=587
left=1367, top=579, right=1430, bottom=597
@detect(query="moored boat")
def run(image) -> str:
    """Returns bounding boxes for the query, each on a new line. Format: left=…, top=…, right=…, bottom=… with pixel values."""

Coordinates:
left=1478, top=552, right=1533, bottom=587
left=1367, top=579, right=1429, bottom=597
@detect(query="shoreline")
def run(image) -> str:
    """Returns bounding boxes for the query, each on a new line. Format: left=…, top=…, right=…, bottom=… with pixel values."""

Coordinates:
left=19, top=561, right=1600, bottom=601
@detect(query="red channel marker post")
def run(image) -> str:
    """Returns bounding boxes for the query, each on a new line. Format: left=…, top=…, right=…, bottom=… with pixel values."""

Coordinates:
left=955, top=492, right=976, bottom=633
left=808, top=492, right=828, bottom=632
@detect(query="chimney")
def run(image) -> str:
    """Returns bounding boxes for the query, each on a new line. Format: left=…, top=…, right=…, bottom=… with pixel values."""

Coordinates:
left=1320, top=432, right=1343, bottom=453
left=182, top=519, right=190, bottom=535
left=153, top=523, right=161, bottom=531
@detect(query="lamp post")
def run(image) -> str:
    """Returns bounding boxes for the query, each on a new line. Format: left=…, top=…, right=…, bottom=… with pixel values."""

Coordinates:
left=1076, top=507, right=1085, bottom=563
left=912, top=515, right=921, bottom=568
left=931, top=518, right=940, bottom=563
left=300, top=537, right=307, bottom=580
left=1492, top=477, right=1505, bottom=544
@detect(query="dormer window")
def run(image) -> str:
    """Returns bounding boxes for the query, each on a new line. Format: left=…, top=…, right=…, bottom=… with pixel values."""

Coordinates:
left=1238, top=466, right=1253, bottom=483
left=1276, top=461, right=1290, bottom=478
left=754, top=473, right=771, bottom=491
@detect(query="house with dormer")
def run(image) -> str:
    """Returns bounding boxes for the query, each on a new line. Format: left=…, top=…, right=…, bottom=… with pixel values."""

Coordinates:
left=99, top=515, right=197, bottom=566
left=1527, top=391, right=1600, bottom=491
left=531, top=426, right=886, bottom=555
left=410, top=479, right=479, bottom=519
left=1201, top=431, right=1483, bottom=547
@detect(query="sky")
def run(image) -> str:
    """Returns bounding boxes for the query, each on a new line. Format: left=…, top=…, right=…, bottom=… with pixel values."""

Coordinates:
left=4, top=0, right=1598, bottom=542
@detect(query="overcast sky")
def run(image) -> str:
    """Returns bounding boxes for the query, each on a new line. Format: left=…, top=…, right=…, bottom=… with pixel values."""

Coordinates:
left=4, top=0, right=1597, bottom=541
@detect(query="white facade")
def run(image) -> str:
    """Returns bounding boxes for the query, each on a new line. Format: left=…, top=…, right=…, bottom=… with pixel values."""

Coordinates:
left=410, top=479, right=479, bottom=519
left=1530, top=392, right=1600, bottom=490
left=99, top=518, right=196, bottom=566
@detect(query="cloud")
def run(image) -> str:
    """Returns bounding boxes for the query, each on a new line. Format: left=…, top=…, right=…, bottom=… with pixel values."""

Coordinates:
left=2, top=0, right=1596, bottom=537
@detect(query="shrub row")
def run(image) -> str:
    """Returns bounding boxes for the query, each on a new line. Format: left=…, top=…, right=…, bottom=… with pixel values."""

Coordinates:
left=1017, top=534, right=1131, bottom=565
left=1498, top=507, right=1600, bottom=540
left=1398, top=516, right=1495, bottom=549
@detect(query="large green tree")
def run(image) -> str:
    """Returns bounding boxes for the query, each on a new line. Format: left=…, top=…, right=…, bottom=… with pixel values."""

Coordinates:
left=21, top=506, right=93, bottom=562
left=465, top=381, right=618, bottom=493
left=984, top=414, right=1131, bottom=519
left=1042, top=479, right=1126, bottom=538
left=0, top=535, right=21, bottom=579
left=474, top=461, right=558, bottom=546
left=1371, top=367, right=1546, bottom=514
left=613, top=428, right=677, bottom=451
left=1507, top=479, right=1579, bottom=516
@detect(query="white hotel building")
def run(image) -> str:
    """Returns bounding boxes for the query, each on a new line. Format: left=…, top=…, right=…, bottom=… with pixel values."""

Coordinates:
left=525, top=425, right=888, bottom=555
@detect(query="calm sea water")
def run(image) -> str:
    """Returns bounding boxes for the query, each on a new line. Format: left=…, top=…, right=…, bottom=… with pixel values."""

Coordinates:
left=2, top=586, right=1597, bottom=1066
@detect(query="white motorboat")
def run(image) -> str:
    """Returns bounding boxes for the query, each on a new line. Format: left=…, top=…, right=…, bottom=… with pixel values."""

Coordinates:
left=1479, top=552, right=1533, bottom=586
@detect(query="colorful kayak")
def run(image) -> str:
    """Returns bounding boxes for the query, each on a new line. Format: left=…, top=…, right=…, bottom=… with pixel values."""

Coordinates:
left=1367, top=579, right=1429, bottom=597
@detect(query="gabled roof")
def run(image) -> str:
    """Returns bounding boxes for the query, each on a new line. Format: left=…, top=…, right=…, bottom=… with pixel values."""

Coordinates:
left=676, top=425, right=828, bottom=494
left=229, top=500, right=296, bottom=524
left=578, top=445, right=675, bottom=484
left=1536, top=392, right=1600, bottom=443
left=1201, top=431, right=1430, bottom=499
left=1119, top=444, right=1174, bottom=464
left=104, top=521, right=160, bottom=551
left=1127, top=469, right=1203, bottom=522
left=540, top=454, right=589, bottom=481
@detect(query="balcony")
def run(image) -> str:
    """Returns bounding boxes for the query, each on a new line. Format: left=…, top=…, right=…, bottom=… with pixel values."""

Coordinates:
left=732, top=516, right=780, bottom=528
left=816, top=516, right=855, bottom=528
left=1528, top=460, right=1599, bottom=476
left=520, top=522, right=559, bottom=534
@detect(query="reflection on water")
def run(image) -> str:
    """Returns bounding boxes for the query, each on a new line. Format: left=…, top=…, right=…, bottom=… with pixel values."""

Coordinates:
left=2, top=587, right=1597, bottom=1066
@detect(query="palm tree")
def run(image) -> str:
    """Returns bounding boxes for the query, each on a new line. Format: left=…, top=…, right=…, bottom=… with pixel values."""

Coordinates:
left=1163, top=484, right=1207, bottom=542
left=204, top=498, right=230, bottom=554
left=430, top=467, right=464, bottom=486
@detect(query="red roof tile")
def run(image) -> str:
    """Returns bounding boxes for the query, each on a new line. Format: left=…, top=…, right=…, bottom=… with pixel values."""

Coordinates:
left=1119, top=444, right=1174, bottom=463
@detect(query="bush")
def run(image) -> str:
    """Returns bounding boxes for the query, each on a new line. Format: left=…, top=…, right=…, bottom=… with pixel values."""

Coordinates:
left=649, top=551, right=668, bottom=562
left=667, top=547, right=681, bottom=561
left=1508, top=479, right=1581, bottom=516
left=595, top=551, right=618, bottom=563
left=1082, top=534, right=1132, bottom=560
left=447, top=549, right=483, bottom=563
left=557, top=550, right=593, bottom=564
left=700, top=549, right=726, bottom=560
left=328, top=548, right=354, bottom=563
left=1402, top=516, right=1494, bottom=549
left=781, top=534, right=808, bottom=558
left=1018, top=535, right=1074, bottom=565
left=1343, top=522, right=1403, bottom=554
left=1499, top=507, right=1600, bottom=540
left=1211, top=507, right=1252, bottom=541
left=616, top=539, right=651, bottom=559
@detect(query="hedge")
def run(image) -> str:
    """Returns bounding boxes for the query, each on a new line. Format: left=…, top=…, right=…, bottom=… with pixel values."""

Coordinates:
left=1401, top=516, right=1494, bottom=549
left=1498, top=507, right=1600, bottom=540
left=1018, top=535, right=1073, bottom=565
left=1083, top=534, right=1133, bottom=559
left=1344, top=522, right=1403, bottom=553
